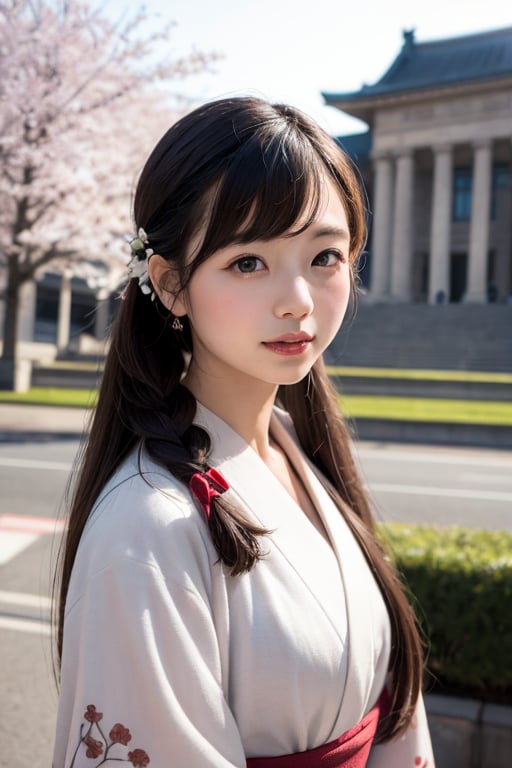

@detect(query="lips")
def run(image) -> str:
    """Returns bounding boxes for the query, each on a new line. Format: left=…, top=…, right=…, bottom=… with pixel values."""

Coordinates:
left=265, top=332, right=313, bottom=344
left=262, top=332, right=314, bottom=356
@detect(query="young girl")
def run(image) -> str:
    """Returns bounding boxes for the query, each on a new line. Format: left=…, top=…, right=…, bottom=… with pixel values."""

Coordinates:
left=53, top=96, right=435, bottom=768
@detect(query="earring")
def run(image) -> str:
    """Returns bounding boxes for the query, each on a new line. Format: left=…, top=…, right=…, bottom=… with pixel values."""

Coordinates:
left=171, top=317, right=184, bottom=331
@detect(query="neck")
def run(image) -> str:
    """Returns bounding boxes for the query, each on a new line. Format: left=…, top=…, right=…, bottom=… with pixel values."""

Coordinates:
left=183, top=373, right=278, bottom=458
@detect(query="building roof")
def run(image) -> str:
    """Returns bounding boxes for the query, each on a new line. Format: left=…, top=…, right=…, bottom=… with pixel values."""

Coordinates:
left=336, top=131, right=372, bottom=169
left=323, top=26, right=512, bottom=105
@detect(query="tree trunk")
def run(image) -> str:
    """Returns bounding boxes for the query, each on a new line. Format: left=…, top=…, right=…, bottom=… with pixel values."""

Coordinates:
left=0, top=253, right=24, bottom=390
left=0, top=182, right=36, bottom=389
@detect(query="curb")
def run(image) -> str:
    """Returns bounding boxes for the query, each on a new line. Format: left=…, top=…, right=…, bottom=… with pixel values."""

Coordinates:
left=350, top=418, right=512, bottom=450
left=425, top=694, right=512, bottom=768
left=0, top=404, right=90, bottom=442
left=0, top=430, right=85, bottom=443
left=336, top=377, right=512, bottom=402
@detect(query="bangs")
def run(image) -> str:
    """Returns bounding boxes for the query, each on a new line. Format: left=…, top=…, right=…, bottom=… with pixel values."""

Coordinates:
left=137, top=97, right=367, bottom=286
left=196, top=127, right=328, bottom=258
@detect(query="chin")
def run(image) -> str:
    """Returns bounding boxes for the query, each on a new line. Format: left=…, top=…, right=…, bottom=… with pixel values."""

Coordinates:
left=272, top=370, right=314, bottom=387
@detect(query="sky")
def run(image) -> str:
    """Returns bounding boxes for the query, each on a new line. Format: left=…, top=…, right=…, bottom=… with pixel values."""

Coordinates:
left=107, top=0, right=512, bottom=136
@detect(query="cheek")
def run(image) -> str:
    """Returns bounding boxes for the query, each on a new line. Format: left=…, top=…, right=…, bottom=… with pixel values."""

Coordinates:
left=322, top=270, right=352, bottom=316
left=187, top=280, right=253, bottom=331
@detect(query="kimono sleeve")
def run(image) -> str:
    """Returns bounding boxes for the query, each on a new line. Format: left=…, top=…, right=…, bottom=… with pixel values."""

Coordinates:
left=367, top=693, right=436, bottom=768
left=53, top=554, right=247, bottom=768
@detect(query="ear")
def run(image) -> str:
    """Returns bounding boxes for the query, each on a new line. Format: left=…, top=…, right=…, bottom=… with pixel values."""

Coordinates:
left=148, top=254, right=187, bottom=316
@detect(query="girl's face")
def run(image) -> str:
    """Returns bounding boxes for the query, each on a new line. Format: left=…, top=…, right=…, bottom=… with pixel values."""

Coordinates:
left=177, top=175, right=352, bottom=397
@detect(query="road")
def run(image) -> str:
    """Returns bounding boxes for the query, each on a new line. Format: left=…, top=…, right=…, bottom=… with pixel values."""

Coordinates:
left=0, top=438, right=511, bottom=768
left=354, top=441, right=512, bottom=531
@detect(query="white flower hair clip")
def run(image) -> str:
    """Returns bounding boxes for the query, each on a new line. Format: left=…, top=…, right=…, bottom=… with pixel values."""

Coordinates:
left=128, top=227, right=154, bottom=298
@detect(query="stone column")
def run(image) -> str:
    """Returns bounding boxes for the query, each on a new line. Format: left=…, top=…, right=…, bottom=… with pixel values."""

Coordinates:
left=94, top=288, right=110, bottom=340
left=57, top=271, right=72, bottom=352
left=369, top=152, right=394, bottom=298
left=493, top=140, right=512, bottom=300
left=465, top=139, right=492, bottom=303
left=390, top=149, right=414, bottom=300
left=428, top=144, right=453, bottom=303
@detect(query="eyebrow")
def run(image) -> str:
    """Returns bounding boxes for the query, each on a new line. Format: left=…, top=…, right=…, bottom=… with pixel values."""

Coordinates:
left=311, top=225, right=350, bottom=240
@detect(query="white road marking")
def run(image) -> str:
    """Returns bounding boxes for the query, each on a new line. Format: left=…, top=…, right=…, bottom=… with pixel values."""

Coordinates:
left=0, top=457, right=72, bottom=471
left=0, top=514, right=65, bottom=565
left=357, top=448, right=512, bottom=467
left=370, top=482, right=512, bottom=502
left=0, top=532, right=39, bottom=565
left=0, top=590, right=51, bottom=611
left=0, top=592, right=52, bottom=635
left=457, top=472, right=512, bottom=485
left=0, top=615, right=51, bottom=636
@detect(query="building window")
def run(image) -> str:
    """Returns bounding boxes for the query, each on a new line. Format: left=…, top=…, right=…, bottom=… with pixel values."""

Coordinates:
left=452, top=168, right=472, bottom=221
left=491, top=163, right=510, bottom=219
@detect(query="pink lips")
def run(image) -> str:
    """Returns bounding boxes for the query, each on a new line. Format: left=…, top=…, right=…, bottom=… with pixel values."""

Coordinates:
left=262, top=332, right=313, bottom=356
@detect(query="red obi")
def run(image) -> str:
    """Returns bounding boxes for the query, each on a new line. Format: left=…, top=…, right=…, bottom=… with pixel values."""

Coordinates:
left=246, top=690, right=389, bottom=768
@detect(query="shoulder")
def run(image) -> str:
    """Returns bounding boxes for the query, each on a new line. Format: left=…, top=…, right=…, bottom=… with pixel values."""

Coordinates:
left=68, top=447, right=216, bottom=603
left=89, top=446, right=195, bottom=530
left=89, top=446, right=192, bottom=527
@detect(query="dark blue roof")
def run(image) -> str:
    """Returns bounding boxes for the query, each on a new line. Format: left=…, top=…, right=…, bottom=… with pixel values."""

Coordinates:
left=336, top=131, right=372, bottom=166
left=324, top=26, right=512, bottom=103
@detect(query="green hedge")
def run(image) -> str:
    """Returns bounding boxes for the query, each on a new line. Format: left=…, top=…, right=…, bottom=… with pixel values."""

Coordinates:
left=379, top=523, right=512, bottom=702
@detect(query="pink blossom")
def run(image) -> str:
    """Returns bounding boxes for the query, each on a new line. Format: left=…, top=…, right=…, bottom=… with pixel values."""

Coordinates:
left=0, top=0, right=219, bottom=367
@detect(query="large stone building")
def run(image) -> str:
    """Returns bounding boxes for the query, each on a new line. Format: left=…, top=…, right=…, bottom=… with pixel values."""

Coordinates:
left=324, top=26, right=512, bottom=304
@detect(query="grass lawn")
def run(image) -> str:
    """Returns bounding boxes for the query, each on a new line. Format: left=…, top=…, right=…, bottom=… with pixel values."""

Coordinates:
left=0, top=387, right=98, bottom=408
left=340, top=395, right=512, bottom=426
left=0, top=386, right=511, bottom=426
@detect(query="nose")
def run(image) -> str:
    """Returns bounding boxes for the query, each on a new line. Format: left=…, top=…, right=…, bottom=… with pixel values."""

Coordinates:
left=273, top=275, right=314, bottom=319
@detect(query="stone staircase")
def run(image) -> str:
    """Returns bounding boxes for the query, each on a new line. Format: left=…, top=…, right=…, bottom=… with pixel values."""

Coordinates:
left=326, top=303, right=512, bottom=372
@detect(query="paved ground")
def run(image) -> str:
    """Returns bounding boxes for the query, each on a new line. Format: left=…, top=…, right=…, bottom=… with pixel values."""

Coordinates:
left=0, top=404, right=91, bottom=438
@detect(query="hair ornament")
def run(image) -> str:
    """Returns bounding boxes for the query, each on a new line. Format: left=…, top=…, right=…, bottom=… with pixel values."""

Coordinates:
left=128, top=227, right=154, bottom=298
left=189, top=468, right=230, bottom=520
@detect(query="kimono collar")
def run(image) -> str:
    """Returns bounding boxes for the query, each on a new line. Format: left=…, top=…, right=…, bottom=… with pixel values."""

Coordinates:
left=193, top=399, right=391, bottom=734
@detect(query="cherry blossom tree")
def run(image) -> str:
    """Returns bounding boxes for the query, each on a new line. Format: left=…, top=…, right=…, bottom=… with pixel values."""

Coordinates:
left=0, top=0, right=217, bottom=388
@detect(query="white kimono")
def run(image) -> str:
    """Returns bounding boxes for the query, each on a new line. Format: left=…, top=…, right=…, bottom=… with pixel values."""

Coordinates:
left=53, top=403, right=435, bottom=768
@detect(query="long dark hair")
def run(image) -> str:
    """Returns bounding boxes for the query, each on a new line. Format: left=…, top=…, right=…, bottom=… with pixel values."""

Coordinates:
left=55, top=97, right=423, bottom=742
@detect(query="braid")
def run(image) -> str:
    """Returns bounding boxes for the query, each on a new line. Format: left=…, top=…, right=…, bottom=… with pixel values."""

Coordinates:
left=117, top=285, right=269, bottom=574
left=141, top=385, right=269, bottom=575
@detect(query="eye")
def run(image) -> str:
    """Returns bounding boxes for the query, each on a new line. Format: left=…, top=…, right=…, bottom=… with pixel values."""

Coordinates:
left=230, top=255, right=265, bottom=274
left=312, top=249, right=345, bottom=267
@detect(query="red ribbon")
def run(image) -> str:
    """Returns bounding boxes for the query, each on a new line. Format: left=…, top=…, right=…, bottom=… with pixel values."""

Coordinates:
left=189, top=468, right=229, bottom=519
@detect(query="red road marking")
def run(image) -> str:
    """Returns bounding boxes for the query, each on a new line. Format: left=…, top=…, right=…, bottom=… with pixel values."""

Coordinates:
left=0, top=514, right=65, bottom=534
